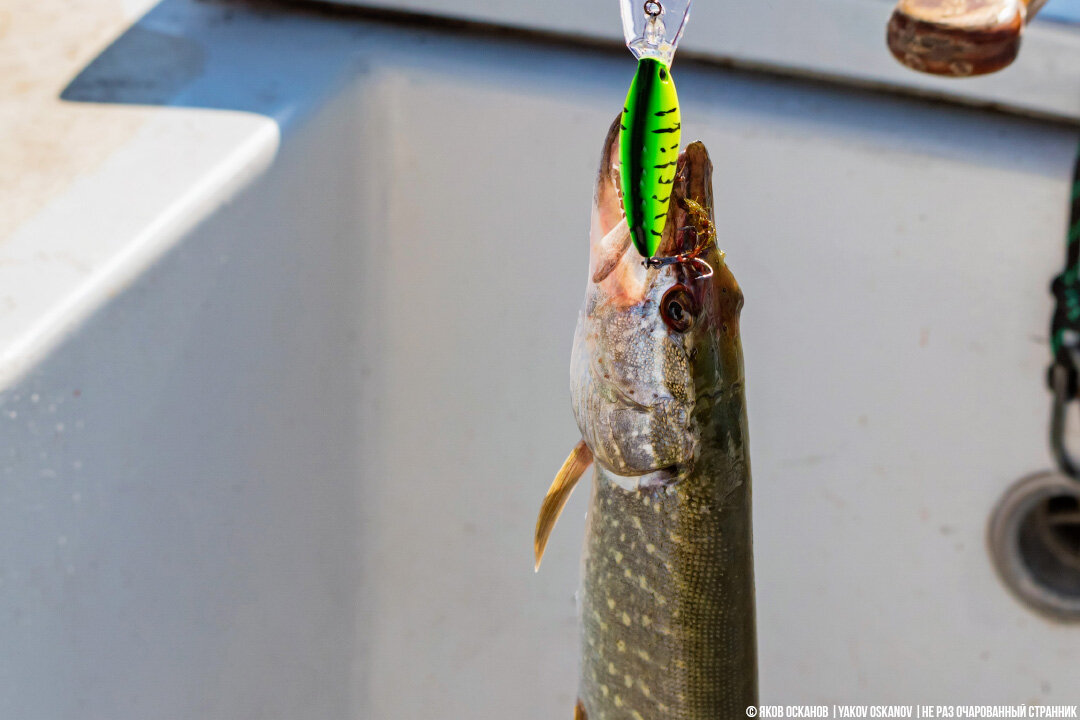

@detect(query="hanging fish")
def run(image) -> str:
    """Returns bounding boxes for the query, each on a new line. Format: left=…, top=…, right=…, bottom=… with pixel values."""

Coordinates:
left=535, top=117, right=758, bottom=719
left=619, top=0, right=692, bottom=258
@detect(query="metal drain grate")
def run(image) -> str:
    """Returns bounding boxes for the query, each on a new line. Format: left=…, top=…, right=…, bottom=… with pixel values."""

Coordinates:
left=989, top=471, right=1080, bottom=621
left=1017, top=493, right=1080, bottom=598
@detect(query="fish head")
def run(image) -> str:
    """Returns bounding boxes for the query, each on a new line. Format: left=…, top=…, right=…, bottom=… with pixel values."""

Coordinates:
left=571, top=117, right=741, bottom=490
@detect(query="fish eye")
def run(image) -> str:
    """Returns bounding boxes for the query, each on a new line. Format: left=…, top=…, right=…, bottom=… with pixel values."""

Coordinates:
left=660, top=285, right=696, bottom=333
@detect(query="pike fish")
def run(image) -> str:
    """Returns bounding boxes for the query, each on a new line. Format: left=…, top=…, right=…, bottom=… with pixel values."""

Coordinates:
left=535, top=117, right=758, bottom=719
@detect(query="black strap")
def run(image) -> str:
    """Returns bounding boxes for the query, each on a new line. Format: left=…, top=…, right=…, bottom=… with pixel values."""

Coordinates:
left=1048, top=148, right=1080, bottom=397
left=1048, top=147, right=1080, bottom=479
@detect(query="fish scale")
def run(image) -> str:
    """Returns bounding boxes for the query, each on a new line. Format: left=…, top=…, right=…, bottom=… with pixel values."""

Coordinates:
left=578, top=309, right=756, bottom=719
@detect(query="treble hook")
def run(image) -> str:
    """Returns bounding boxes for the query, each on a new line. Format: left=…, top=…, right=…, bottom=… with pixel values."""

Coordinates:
left=644, top=252, right=713, bottom=281
left=642, top=224, right=715, bottom=281
left=1049, top=353, right=1080, bottom=481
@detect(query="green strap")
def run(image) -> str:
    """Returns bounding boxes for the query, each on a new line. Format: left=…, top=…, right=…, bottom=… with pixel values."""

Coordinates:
left=1050, top=147, right=1080, bottom=364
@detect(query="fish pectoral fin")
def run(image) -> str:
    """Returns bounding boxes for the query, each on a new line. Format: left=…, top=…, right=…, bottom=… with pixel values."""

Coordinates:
left=534, top=439, right=593, bottom=572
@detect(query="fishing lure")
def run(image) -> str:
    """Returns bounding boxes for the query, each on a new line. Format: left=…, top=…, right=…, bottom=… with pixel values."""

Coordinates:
left=619, top=0, right=692, bottom=258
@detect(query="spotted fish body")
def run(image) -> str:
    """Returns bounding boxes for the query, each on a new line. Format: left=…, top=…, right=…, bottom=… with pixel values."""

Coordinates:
left=620, top=58, right=682, bottom=259
left=578, top=409, right=755, bottom=719
left=536, top=118, right=757, bottom=720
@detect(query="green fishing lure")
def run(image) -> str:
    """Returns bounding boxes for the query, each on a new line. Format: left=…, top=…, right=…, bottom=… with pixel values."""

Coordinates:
left=618, top=0, right=692, bottom=259
left=620, top=58, right=681, bottom=258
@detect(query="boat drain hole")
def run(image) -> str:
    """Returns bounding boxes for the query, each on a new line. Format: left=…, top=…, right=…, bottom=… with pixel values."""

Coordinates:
left=1016, top=494, right=1080, bottom=598
left=989, top=472, right=1080, bottom=621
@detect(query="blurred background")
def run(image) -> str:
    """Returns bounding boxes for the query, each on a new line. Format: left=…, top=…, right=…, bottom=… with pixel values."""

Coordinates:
left=3, top=0, right=1080, bottom=717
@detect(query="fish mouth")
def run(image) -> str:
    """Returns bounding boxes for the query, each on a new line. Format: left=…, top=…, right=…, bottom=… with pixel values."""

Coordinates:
left=590, top=117, right=713, bottom=287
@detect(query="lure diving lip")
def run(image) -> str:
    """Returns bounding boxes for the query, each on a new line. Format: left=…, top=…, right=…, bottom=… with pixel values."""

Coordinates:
left=618, top=0, right=692, bottom=259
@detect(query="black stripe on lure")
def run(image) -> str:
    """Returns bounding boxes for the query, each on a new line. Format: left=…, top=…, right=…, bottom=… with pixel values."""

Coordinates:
left=619, top=0, right=692, bottom=259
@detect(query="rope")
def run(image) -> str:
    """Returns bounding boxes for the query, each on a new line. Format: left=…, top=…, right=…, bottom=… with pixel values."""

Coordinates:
left=1049, top=146, right=1080, bottom=478
left=1049, top=148, right=1080, bottom=392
